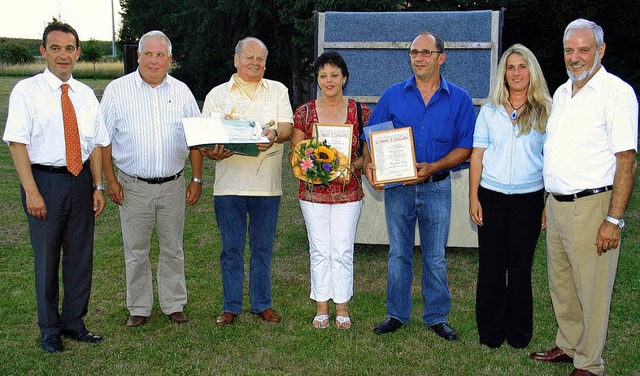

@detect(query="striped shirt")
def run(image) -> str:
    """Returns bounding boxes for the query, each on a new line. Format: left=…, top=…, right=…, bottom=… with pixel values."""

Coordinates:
left=3, top=69, right=110, bottom=165
left=101, top=70, right=200, bottom=178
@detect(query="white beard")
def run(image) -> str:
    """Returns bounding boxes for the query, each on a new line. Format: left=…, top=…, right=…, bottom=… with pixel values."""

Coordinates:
left=567, top=53, right=600, bottom=82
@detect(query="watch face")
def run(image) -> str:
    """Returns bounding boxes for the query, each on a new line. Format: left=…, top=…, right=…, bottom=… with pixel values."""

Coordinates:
left=618, top=219, right=625, bottom=228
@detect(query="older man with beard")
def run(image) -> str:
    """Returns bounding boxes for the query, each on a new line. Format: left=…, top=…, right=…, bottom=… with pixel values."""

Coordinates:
left=529, top=19, right=637, bottom=376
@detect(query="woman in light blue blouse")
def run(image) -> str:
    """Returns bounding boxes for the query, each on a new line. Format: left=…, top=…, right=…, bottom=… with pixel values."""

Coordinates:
left=469, top=44, right=551, bottom=349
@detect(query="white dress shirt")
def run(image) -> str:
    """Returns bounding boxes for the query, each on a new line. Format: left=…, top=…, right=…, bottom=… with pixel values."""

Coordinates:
left=3, top=69, right=110, bottom=165
left=543, top=67, right=638, bottom=194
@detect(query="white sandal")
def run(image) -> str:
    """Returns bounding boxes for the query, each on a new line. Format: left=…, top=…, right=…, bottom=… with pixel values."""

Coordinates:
left=312, top=314, right=329, bottom=329
left=335, top=315, right=351, bottom=329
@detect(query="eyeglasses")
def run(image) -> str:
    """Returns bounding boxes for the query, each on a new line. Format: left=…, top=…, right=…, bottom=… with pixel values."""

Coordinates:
left=409, top=49, right=443, bottom=58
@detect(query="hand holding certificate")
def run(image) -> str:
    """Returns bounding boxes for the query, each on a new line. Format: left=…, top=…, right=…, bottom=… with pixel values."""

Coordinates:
left=182, top=117, right=272, bottom=156
left=368, top=127, right=418, bottom=185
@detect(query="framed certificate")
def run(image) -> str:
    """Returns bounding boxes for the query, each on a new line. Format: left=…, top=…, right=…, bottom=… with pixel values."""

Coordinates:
left=312, top=123, right=353, bottom=165
left=369, top=127, right=418, bottom=184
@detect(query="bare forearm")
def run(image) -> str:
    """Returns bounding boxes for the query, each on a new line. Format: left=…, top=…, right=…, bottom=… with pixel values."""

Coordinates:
left=431, top=148, right=472, bottom=174
left=468, top=148, right=484, bottom=200
left=8, top=142, right=38, bottom=194
left=188, top=149, right=204, bottom=178
left=274, top=122, right=293, bottom=144
left=89, top=147, right=103, bottom=187
left=101, top=144, right=117, bottom=184
left=608, top=150, right=637, bottom=218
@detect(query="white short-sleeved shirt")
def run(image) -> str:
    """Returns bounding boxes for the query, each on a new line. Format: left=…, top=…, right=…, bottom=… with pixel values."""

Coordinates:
left=543, top=67, right=638, bottom=195
left=3, top=69, right=110, bottom=165
left=202, top=75, right=294, bottom=196
left=100, top=70, right=201, bottom=178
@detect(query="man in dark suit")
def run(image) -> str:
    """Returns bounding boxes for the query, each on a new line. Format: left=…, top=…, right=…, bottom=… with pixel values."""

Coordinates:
left=3, top=22, right=110, bottom=353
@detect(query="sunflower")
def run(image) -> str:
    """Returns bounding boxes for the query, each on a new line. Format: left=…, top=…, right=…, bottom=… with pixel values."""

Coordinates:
left=314, top=145, right=336, bottom=163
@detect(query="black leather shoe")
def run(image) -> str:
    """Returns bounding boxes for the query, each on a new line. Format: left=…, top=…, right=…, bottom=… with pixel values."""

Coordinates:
left=62, top=327, right=102, bottom=343
left=430, top=322, right=458, bottom=341
left=373, top=317, right=403, bottom=334
left=42, top=334, right=64, bottom=353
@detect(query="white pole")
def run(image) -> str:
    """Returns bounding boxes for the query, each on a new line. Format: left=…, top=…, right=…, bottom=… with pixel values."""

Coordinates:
left=111, top=0, right=116, bottom=57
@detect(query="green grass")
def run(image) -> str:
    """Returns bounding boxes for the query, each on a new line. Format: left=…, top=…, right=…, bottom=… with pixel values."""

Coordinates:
left=0, top=76, right=638, bottom=375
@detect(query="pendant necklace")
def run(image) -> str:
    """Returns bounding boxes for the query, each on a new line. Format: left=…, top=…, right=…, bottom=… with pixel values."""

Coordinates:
left=507, top=99, right=526, bottom=120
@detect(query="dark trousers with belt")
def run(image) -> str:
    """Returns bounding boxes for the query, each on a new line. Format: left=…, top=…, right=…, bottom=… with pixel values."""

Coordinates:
left=475, top=186, right=544, bottom=348
left=22, top=164, right=95, bottom=335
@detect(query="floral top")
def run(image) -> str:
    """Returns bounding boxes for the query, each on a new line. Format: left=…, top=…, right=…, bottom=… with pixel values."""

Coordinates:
left=293, top=98, right=371, bottom=203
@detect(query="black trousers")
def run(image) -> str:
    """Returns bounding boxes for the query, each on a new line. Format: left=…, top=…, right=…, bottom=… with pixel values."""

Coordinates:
left=22, top=165, right=95, bottom=335
left=475, top=187, right=544, bottom=348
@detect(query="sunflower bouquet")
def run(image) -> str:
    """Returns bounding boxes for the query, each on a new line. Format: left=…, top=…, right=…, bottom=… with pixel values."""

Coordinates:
left=291, top=138, right=350, bottom=186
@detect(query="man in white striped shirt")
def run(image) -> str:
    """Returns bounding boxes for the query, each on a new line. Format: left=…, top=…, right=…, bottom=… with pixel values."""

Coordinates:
left=101, top=30, right=203, bottom=328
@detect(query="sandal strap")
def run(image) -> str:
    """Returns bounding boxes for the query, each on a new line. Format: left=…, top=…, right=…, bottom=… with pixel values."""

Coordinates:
left=336, top=315, right=351, bottom=323
left=313, top=314, right=330, bottom=329
left=313, top=314, right=330, bottom=322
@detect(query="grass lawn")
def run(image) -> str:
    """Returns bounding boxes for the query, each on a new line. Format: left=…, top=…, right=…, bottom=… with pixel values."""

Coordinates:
left=0, top=76, right=638, bottom=375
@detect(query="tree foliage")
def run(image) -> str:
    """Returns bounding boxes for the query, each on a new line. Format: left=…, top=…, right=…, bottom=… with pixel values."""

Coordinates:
left=119, top=0, right=639, bottom=103
left=81, top=39, right=107, bottom=77
left=0, top=42, right=33, bottom=65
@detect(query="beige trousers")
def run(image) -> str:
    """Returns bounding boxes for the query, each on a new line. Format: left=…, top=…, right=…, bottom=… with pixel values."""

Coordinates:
left=546, top=191, right=619, bottom=376
left=118, top=172, right=187, bottom=316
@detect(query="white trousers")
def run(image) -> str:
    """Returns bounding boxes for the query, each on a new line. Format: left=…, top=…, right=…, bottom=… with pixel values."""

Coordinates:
left=299, top=200, right=362, bottom=303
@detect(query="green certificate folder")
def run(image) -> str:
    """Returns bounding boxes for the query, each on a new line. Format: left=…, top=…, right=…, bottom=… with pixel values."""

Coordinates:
left=183, top=118, right=269, bottom=157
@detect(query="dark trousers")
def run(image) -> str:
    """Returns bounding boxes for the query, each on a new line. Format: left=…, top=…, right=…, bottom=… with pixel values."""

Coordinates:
left=22, top=166, right=95, bottom=335
left=475, top=187, right=544, bottom=348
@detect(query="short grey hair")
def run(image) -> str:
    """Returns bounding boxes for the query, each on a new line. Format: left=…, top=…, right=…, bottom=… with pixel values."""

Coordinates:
left=235, top=37, right=268, bottom=59
left=564, top=18, right=604, bottom=48
left=138, top=30, right=172, bottom=56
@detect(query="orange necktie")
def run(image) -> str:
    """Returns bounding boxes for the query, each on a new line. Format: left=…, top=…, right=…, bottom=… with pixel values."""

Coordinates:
left=61, top=84, right=82, bottom=176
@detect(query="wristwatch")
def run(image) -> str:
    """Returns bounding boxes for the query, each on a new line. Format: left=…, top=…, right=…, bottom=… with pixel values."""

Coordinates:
left=94, top=185, right=106, bottom=191
left=271, top=128, right=279, bottom=142
left=191, top=177, right=203, bottom=184
left=605, top=216, right=625, bottom=229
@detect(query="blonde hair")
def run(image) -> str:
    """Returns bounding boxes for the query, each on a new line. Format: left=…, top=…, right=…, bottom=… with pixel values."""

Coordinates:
left=488, top=44, right=551, bottom=135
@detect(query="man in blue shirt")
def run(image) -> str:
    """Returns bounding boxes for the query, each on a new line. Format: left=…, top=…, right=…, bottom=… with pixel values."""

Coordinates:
left=363, top=32, right=475, bottom=340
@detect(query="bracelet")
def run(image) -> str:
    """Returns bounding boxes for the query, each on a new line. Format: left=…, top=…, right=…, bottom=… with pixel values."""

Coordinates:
left=191, top=177, right=203, bottom=184
left=94, top=185, right=106, bottom=191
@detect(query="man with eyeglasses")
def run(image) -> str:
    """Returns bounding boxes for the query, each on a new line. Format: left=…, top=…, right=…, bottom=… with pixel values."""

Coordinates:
left=363, top=32, right=475, bottom=340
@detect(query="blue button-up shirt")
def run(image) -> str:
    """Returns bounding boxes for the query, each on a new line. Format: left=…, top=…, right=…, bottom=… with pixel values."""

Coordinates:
left=366, top=75, right=475, bottom=172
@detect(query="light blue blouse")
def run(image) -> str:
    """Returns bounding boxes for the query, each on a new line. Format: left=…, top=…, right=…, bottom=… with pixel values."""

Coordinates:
left=473, top=103, right=544, bottom=194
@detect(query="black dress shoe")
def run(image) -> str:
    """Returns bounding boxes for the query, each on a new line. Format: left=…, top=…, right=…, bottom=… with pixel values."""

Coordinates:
left=42, top=334, right=64, bottom=353
left=430, top=322, right=458, bottom=341
left=373, top=317, right=403, bottom=334
left=62, top=327, right=102, bottom=343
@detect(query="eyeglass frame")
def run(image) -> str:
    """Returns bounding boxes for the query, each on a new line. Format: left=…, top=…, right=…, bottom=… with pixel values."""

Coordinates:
left=408, top=49, right=443, bottom=58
